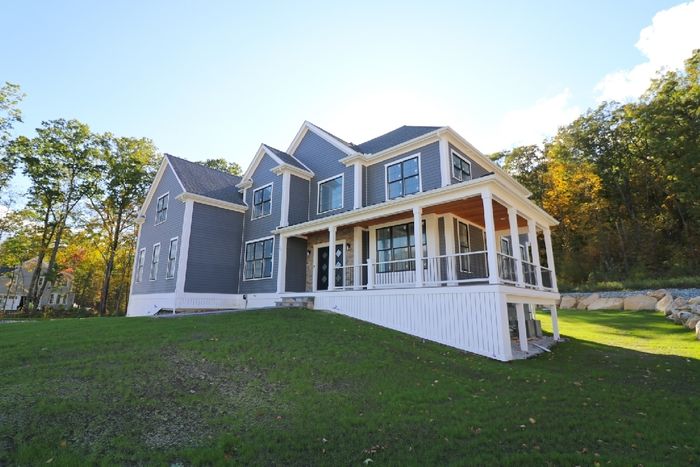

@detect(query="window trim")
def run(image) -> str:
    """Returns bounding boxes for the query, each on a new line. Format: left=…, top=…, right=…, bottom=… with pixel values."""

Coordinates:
left=165, top=237, right=178, bottom=280
left=316, top=173, right=345, bottom=214
left=155, top=192, right=170, bottom=225
left=136, top=248, right=146, bottom=283
left=149, top=243, right=161, bottom=281
left=374, top=219, right=427, bottom=273
left=450, top=150, right=472, bottom=182
left=384, top=153, right=422, bottom=201
left=251, top=183, right=274, bottom=220
left=242, top=235, right=275, bottom=281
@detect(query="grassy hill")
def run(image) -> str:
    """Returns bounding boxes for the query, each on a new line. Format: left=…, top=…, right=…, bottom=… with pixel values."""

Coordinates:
left=1, top=308, right=698, bottom=465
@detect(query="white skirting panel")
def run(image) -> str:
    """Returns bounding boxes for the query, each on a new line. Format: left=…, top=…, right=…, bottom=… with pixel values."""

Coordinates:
left=313, top=286, right=513, bottom=361
left=175, top=293, right=246, bottom=310
left=127, top=293, right=175, bottom=317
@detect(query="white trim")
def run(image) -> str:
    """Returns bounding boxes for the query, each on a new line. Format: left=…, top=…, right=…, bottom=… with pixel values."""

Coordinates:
left=384, top=152, right=422, bottom=202
left=251, top=183, right=273, bottom=220
left=149, top=243, right=161, bottom=281
left=175, top=200, right=194, bottom=295
left=340, top=128, right=443, bottom=166
left=138, top=158, right=186, bottom=219
left=450, top=149, right=472, bottom=182
left=176, top=192, right=247, bottom=213
left=154, top=192, right=170, bottom=225
left=287, top=121, right=359, bottom=157
left=165, top=236, right=179, bottom=280
left=135, top=248, right=146, bottom=283
left=242, top=235, right=275, bottom=281
left=439, top=136, right=450, bottom=187
left=353, top=162, right=362, bottom=209
left=276, top=235, right=288, bottom=293
left=271, top=163, right=314, bottom=181
left=280, top=172, right=291, bottom=227
left=311, top=239, right=347, bottom=292
left=316, top=173, right=345, bottom=214
left=239, top=144, right=315, bottom=188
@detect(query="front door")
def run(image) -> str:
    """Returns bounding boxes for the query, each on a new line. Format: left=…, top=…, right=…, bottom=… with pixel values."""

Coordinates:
left=316, top=244, right=344, bottom=290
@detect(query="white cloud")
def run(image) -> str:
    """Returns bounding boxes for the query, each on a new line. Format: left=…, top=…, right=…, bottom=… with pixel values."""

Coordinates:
left=595, top=0, right=700, bottom=102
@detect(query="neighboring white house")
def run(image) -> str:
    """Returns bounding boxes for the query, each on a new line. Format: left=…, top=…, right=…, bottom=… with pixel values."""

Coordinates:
left=127, top=122, right=561, bottom=361
left=0, top=259, right=75, bottom=312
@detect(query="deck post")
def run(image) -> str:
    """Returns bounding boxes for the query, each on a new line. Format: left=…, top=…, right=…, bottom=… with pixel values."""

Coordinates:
left=328, top=225, right=337, bottom=291
left=276, top=235, right=288, bottom=294
left=481, top=191, right=500, bottom=284
left=527, top=219, right=543, bottom=289
left=413, top=206, right=423, bottom=287
left=516, top=302, right=528, bottom=352
left=549, top=305, right=560, bottom=341
left=367, top=258, right=375, bottom=289
left=508, top=207, right=524, bottom=287
left=543, top=227, right=558, bottom=291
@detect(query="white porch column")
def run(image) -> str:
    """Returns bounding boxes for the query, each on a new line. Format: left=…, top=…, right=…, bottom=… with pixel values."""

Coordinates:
left=527, top=219, right=543, bottom=289
left=276, top=235, right=288, bottom=294
left=413, top=206, right=423, bottom=287
left=516, top=303, right=528, bottom=352
left=328, top=225, right=337, bottom=291
left=368, top=228, right=376, bottom=289
left=353, top=226, right=362, bottom=290
left=543, top=227, right=558, bottom=291
left=481, top=191, right=500, bottom=284
left=353, top=162, right=363, bottom=210
left=442, top=214, right=457, bottom=285
left=280, top=171, right=291, bottom=227
left=549, top=305, right=560, bottom=340
left=439, top=136, right=451, bottom=187
left=508, top=207, right=524, bottom=287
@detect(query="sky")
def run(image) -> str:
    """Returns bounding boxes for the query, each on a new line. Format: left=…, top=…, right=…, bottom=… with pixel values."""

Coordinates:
left=3, top=0, right=700, bottom=184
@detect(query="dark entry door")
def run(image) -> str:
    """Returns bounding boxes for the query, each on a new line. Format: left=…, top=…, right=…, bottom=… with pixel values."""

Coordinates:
left=316, top=244, right=344, bottom=290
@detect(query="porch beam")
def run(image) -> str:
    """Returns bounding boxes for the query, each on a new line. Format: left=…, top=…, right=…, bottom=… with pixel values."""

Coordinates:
left=481, top=191, right=500, bottom=284
left=328, top=225, right=337, bottom=291
left=507, top=207, right=524, bottom=287
left=276, top=235, right=288, bottom=294
left=413, top=206, right=423, bottom=287
left=516, top=302, right=528, bottom=352
left=527, top=219, right=543, bottom=289
left=543, top=227, right=558, bottom=291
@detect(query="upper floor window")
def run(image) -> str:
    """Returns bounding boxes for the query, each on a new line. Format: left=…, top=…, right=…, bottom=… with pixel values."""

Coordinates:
left=165, top=237, right=178, bottom=279
left=318, top=174, right=343, bottom=214
left=150, top=243, right=161, bottom=281
left=156, top=193, right=169, bottom=224
left=451, top=151, right=471, bottom=181
left=252, top=184, right=272, bottom=219
left=136, top=249, right=146, bottom=283
left=386, top=155, right=420, bottom=200
left=244, top=237, right=274, bottom=280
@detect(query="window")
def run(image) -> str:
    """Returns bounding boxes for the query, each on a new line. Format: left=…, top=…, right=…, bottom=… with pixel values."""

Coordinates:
left=166, top=237, right=178, bottom=279
left=49, top=294, right=55, bottom=305
left=136, top=249, right=146, bottom=282
left=451, top=151, right=471, bottom=181
left=244, top=237, right=274, bottom=280
left=386, top=155, right=420, bottom=200
left=156, top=193, right=169, bottom=224
left=318, top=175, right=343, bottom=213
left=150, top=243, right=161, bottom=280
left=252, top=184, right=272, bottom=219
left=376, top=221, right=426, bottom=272
left=500, top=237, right=512, bottom=256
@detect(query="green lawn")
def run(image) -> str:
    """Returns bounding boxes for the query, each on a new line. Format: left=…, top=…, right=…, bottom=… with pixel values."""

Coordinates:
left=1, top=309, right=698, bottom=466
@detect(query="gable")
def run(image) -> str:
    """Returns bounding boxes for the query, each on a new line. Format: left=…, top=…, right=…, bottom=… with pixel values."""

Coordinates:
left=291, top=129, right=349, bottom=167
left=138, top=158, right=185, bottom=218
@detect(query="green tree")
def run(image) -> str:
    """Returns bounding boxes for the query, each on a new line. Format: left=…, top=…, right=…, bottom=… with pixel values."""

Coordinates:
left=0, top=82, right=24, bottom=190
left=199, top=158, right=242, bottom=175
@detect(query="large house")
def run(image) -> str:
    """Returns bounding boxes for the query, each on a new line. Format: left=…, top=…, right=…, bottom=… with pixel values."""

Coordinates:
left=0, top=259, right=75, bottom=311
left=127, top=122, right=561, bottom=361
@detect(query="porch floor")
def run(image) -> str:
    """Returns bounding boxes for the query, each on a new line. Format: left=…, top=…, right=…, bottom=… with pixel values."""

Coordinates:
left=510, top=335, right=559, bottom=360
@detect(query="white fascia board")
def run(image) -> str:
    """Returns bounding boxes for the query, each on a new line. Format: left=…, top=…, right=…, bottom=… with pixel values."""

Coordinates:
left=239, top=144, right=283, bottom=183
left=138, top=157, right=185, bottom=219
left=287, top=121, right=360, bottom=157
left=270, top=163, right=314, bottom=180
left=338, top=128, right=445, bottom=167
left=176, top=192, right=248, bottom=213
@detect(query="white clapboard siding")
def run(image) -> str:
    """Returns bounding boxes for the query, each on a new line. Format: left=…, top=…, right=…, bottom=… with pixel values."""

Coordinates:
left=314, top=286, right=512, bottom=361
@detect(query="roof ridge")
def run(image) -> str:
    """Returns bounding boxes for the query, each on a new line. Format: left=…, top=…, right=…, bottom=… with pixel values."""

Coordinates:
left=166, top=153, right=242, bottom=181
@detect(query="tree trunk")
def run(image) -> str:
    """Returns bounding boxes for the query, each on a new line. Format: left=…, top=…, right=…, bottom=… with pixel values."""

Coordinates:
left=98, top=209, right=123, bottom=316
left=27, top=204, right=55, bottom=308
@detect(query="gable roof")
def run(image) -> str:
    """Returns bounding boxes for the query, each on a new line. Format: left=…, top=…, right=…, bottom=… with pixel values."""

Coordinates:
left=263, top=145, right=312, bottom=172
left=355, top=126, right=442, bottom=154
left=166, top=154, right=244, bottom=205
left=287, top=121, right=361, bottom=157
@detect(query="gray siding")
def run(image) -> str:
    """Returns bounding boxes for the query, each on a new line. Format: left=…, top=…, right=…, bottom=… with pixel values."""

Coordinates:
left=288, top=175, right=310, bottom=226
left=365, top=142, right=441, bottom=206
left=184, top=203, right=243, bottom=294
left=448, top=144, right=491, bottom=182
left=285, top=237, right=307, bottom=292
left=239, top=154, right=282, bottom=294
left=132, top=165, right=185, bottom=295
left=291, top=130, right=354, bottom=220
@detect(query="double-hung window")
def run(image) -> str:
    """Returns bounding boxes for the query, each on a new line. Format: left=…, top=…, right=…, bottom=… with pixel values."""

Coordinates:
left=150, top=243, right=160, bottom=281
left=386, top=156, right=420, bottom=200
left=244, top=237, right=274, bottom=280
left=376, top=221, right=427, bottom=273
left=166, top=238, right=178, bottom=279
left=156, top=193, right=169, bottom=224
left=451, top=151, right=471, bottom=181
left=252, top=184, right=272, bottom=219
left=136, top=249, right=146, bottom=282
left=318, top=175, right=343, bottom=213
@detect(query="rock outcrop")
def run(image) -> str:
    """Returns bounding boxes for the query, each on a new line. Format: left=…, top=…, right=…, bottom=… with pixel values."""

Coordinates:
left=623, top=295, right=658, bottom=311
left=587, top=297, right=624, bottom=311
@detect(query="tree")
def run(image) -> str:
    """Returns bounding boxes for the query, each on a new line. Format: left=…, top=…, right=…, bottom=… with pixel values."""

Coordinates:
left=90, top=134, right=159, bottom=316
left=0, top=82, right=24, bottom=190
left=199, top=158, right=242, bottom=175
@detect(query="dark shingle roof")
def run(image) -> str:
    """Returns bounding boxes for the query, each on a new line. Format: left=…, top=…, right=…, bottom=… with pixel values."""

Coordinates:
left=263, top=145, right=312, bottom=172
left=166, top=154, right=244, bottom=205
left=355, top=126, right=442, bottom=154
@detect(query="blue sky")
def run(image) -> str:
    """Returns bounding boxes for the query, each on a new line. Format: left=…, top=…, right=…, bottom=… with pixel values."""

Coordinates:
left=4, top=0, right=698, bottom=178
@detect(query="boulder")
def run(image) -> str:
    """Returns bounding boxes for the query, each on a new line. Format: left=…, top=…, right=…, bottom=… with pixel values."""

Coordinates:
left=672, top=297, right=688, bottom=310
left=686, top=315, right=700, bottom=330
left=559, top=296, right=578, bottom=309
left=623, top=295, right=657, bottom=311
left=656, top=294, right=674, bottom=314
left=577, top=293, right=600, bottom=310
left=696, top=321, right=700, bottom=340
left=688, top=296, right=700, bottom=305
left=587, top=297, right=624, bottom=311
left=649, top=289, right=668, bottom=300
left=677, top=311, right=693, bottom=324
